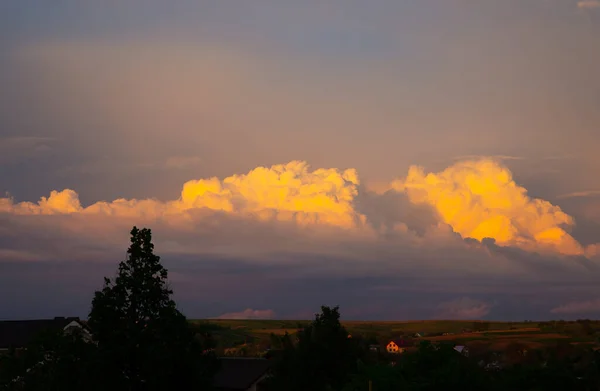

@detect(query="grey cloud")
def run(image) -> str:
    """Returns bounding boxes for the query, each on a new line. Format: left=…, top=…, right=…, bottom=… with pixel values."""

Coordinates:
left=354, top=188, right=440, bottom=237
left=2, top=205, right=600, bottom=320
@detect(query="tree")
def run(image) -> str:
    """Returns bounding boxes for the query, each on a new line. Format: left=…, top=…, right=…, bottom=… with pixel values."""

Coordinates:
left=398, top=341, right=490, bottom=391
left=342, top=362, right=406, bottom=391
left=265, top=306, right=363, bottom=391
left=578, top=319, right=594, bottom=336
left=269, top=333, right=283, bottom=350
left=472, top=321, right=490, bottom=333
left=88, top=227, right=218, bottom=390
left=0, top=329, right=100, bottom=391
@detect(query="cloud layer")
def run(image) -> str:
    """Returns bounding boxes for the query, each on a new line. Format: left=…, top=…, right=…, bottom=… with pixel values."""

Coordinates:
left=2, top=158, right=592, bottom=258
left=2, top=157, right=600, bottom=321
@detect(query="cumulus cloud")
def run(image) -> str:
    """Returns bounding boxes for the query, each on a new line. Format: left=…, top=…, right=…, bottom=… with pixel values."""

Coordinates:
left=1, top=158, right=597, bottom=260
left=215, top=308, right=276, bottom=320
left=392, top=159, right=584, bottom=255
left=550, top=299, right=600, bottom=314
left=437, top=297, right=492, bottom=319
left=1, top=189, right=83, bottom=215
left=0, top=161, right=364, bottom=229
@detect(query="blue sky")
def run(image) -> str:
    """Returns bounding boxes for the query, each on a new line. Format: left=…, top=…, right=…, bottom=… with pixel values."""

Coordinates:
left=1, top=0, right=600, bottom=321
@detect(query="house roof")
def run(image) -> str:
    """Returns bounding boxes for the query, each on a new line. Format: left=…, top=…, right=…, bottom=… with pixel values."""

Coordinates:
left=213, top=357, right=272, bottom=391
left=0, top=317, right=81, bottom=349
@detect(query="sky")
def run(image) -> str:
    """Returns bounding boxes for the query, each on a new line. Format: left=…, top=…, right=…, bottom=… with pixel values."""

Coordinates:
left=1, top=0, right=600, bottom=321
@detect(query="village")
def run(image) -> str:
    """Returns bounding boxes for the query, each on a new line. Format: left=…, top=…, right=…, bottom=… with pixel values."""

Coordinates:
left=3, top=316, right=599, bottom=390
left=199, top=318, right=600, bottom=375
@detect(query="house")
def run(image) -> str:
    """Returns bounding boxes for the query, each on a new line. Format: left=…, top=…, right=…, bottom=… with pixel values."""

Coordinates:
left=386, top=339, right=411, bottom=354
left=453, top=345, right=469, bottom=357
left=368, top=344, right=381, bottom=352
left=213, top=357, right=272, bottom=391
left=0, top=317, right=91, bottom=352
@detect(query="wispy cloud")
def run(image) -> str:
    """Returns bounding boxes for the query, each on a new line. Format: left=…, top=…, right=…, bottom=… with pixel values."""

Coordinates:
left=452, top=155, right=525, bottom=162
left=557, top=190, right=600, bottom=199
left=578, top=1, right=600, bottom=9
left=437, top=297, right=492, bottom=320
left=214, top=308, right=276, bottom=320
left=550, top=299, right=600, bottom=314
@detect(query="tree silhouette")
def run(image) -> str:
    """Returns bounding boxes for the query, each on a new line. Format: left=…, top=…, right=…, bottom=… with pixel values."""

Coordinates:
left=0, top=328, right=100, bottom=391
left=88, top=226, right=218, bottom=390
left=265, top=306, right=362, bottom=391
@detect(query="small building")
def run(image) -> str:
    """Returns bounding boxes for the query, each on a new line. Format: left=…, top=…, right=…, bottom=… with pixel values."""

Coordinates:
left=454, top=345, right=469, bottom=357
left=213, top=357, right=272, bottom=391
left=0, top=317, right=90, bottom=352
left=368, top=344, right=381, bottom=352
left=386, top=339, right=411, bottom=354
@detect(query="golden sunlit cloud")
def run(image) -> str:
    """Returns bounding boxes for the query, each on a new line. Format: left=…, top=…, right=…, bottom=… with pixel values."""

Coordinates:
left=0, top=161, right=364, bottom=229
left=392, top=159, right=583, bottom=255
left=0, top=158, right=593, bottom=257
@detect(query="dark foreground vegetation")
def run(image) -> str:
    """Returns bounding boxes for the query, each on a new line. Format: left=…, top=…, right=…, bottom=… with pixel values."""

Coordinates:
left=1, top=227, right=600, bottom=390
left=0, top=227, right=219, bottom=391
left=261, top=311, right=600, bottom=391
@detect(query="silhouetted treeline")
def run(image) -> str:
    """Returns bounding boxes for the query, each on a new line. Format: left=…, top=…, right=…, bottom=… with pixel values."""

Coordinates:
left=262, top=307, right=600, bottom=391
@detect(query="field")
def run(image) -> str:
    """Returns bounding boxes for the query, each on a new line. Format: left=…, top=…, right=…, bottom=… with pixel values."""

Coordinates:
left=190, top=319, right=600, bottom=354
